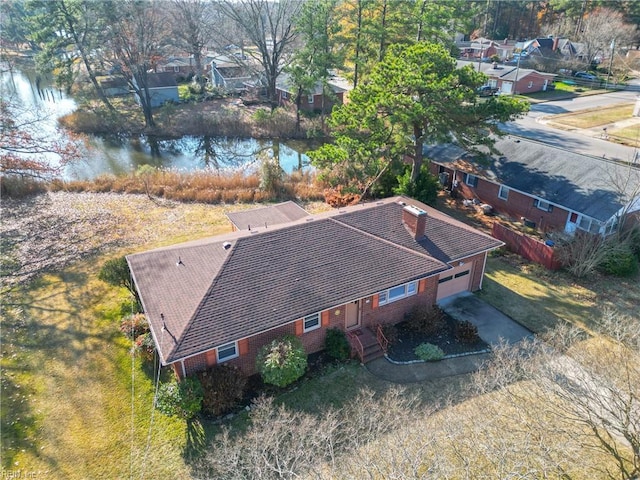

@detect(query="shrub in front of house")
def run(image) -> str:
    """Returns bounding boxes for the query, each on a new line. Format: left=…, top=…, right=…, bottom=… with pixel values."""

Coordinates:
left=324, top=328, right=351, bottom=361
left=406, top=305, right=445, bottom=335
left=256, top=335, right=307, bottom=388
left=196, top=364, right=247, bottom=416
left=414, top=343, right=445, bottom=361
left=599, top=243, right=638, bottom=277
left=380, top=323, right=399, bottom=345
left=455, top=320, right=480, bottom=344
left=393, top=165, right=439, bottom=206
left=120, top=313, right=149, bottom=340
left=156, top=377, right=203, bottom=419
left=134, top=332, right=155, bottom=361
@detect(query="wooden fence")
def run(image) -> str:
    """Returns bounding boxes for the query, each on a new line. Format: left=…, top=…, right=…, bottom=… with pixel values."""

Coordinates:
left=492, top=222, right=562, bottom=270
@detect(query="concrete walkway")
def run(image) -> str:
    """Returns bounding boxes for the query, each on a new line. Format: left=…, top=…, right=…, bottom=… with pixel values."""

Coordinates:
left=365, top=292, right=533, bottom=383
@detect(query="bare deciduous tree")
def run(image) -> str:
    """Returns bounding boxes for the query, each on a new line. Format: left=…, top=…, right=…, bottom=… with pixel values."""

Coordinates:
left=101, top=0, right=169, bottom=128
left=217, top=0, right=302, bottom=106
left=576, top=7, right=638, bottom=67
left=473, top=312, right=640, bottom=480
left=0, top=97, right=80, bottom=180
left=197, top=387, right=423, bottom=479
left=168, top=0, right=218, bottom=78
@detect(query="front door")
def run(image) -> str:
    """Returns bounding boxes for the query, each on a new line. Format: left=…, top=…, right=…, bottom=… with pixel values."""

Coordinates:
left=345, top=301, right=360, bottom=330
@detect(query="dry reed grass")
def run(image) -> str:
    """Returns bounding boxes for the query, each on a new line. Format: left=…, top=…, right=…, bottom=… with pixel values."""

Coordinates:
left=50, top=169, right=325, bottom=204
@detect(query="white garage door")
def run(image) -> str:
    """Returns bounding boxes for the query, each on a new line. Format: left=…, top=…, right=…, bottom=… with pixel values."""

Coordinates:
left=436, top=263, right=471, bottom=301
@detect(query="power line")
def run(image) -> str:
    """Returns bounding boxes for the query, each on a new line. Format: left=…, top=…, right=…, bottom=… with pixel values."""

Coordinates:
left=139, top=327, right=164, bottom=480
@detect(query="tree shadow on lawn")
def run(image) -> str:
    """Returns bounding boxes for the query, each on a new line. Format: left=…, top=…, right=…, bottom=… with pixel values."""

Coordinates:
left=183, top=418, right=207, bottom=461
left=477, top=273, right=593, bottom=334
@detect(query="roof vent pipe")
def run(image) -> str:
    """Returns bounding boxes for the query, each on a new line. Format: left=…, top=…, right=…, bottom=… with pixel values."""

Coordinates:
left=222, top=242, right=232, bottom=250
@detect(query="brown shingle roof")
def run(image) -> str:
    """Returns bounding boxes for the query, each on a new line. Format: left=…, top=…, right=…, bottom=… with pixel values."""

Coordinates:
left=334, top=202, right=502, bottom=262
left=226, top=201, right=309, bottom=230
left=127, top=196, right=502, bottom=364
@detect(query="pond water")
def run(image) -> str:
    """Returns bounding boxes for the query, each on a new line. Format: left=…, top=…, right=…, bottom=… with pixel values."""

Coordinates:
left=1, top=65, right=313, bottom=180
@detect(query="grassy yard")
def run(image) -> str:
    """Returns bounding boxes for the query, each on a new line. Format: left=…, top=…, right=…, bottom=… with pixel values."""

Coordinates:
left=610, top=123, right=640, bottom=147
left=2, top=192, right=638, bottom=478
left=1, top=193, right=329, bottom=478
left=547, top=103, right=635, bottom=129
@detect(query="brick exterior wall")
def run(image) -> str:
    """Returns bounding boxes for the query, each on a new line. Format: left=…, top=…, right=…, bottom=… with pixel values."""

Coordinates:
left=277, top=90, right=343, bottom=113
left=431, top=164, right=570, bottom=232
left=513, top=72, right=552, bottom=94
left=457, top=251, right=488, bottom=291
left=360, top=277, right=438, bottom=329
left=174, top=254, right=487, bottom=378
left=178, top=304, right=352, bottom=377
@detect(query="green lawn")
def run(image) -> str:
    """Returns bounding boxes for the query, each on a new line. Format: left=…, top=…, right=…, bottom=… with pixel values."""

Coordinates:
left=610, top=123, right=640, bottom=147
left=478, top=254, right=639, bottom=334
left=548, top=103, right=634, bottom=129
left=2, top=193, right=638, bottom=478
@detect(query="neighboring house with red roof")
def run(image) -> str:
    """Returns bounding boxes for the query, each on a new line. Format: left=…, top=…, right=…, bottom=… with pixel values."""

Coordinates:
left=127, top=196, right=503, bottom=379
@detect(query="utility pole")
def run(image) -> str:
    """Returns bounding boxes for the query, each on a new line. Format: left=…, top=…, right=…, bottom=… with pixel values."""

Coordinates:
left=605, top=38, right=615, bottom=90
left=513, top=52, right=522, bottom=95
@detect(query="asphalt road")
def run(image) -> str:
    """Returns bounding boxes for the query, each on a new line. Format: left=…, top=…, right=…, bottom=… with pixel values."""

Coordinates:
left=499, top=89, right=640, bottom=162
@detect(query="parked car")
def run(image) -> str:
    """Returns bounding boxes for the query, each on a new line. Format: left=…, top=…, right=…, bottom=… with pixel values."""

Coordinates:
left=477, top=85, right=499, bottom=97
left=574, top=71, right=598, bottom=80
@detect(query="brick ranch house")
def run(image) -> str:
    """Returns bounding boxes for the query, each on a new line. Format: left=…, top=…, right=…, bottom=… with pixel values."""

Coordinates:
left=126, top=196, right=503, bottom=379
left=426, top=137, right=640, bottom=235
left=276, top=72, right=352, bottom=113
left=457, top=60, right=556, bottom=95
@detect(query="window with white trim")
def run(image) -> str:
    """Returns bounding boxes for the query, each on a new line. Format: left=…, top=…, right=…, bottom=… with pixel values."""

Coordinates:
left=378, top=281, right=418, bottom=306
left=498, top=185, right=509, bottom=200
left=527, top=81, right=533, bottom=88
left=465, top=173, right=478, bottom=187
left=577, top=216, right=602, bottom=234
left=303, top=312, right=320, bottom=332
left=534, top=199, right=552, bottom=212
left=217, top=341, right=238, bottom=362
left=281, top=91, right=288, bottom=99
left=174, top=66, right=180, bottom=73
left=307, top=95, right=314, bottom=104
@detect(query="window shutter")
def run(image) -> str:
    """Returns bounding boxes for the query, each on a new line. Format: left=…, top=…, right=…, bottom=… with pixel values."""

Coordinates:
left=372, top=294, right=379, bottom=309
left=321, top=311, right=330, bottom=327
left=206, top=349, right=217, bottom=366
left=294, top=319, right=303, bottom=336
left=418, top=279, right=427, bottom=293
left=238, top=338, right=249, bottom=355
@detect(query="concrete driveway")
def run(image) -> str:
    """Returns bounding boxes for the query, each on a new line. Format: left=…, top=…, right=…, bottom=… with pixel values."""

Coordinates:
left=365, top=293, right=532, bottom=383
left=438, top=292, right=533, bottom=346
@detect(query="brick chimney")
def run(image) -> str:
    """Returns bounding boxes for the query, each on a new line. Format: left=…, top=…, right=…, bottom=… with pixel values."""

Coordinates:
left=402, top=205, right=427, bottom=240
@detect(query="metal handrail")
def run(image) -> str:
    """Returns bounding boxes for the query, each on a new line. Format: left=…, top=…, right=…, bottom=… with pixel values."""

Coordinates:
left=376, top=325, right=389, bottom=353
left=350, top=333, right=364, bottom=363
